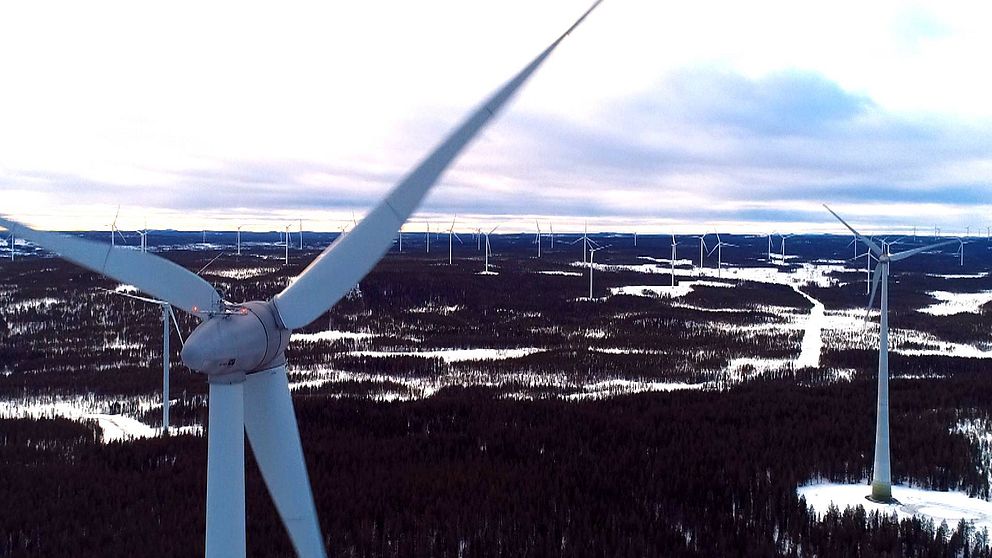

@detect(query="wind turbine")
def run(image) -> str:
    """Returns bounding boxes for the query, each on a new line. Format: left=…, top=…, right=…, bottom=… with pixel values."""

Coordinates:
left=483, top=226, right=498, bottom=273
left=779, top=233, right=795, bottom=259
left=692, top=234, right=707, bottom=270
left=766, top=232, right=775, bottom=261
left=283, top=224, right=291, bottom=265
left=669, top=234, right=681, bottom=287
left=587, top=244, right=608, bottom=298
left=956, top=238, right=966, bottom=266
left=100, top=288, right=184, bottom=435
left=137, top=220, right=149, bottom=253
left=108, top=206, right=127, bottom=247
left=299, top=219, right=304, bottom=250
left=825, top=205, right=956, bottom=503
left=0, top=4, right=600, bottom=554
left=707, top=233, right=733, bottom=277
left=447, top=217, right=463, bottom=265
left=6, top=231, right=13, bottom=261
left=633, top=230, right=637, bottom=247
left=534, top=220, right=542, bottom=257
left=549, top=222, right=555, bottom=249
left=397, top=225, right=404, bottom=253
left=236, top=225, right=243, bottom=256
left=425, top=222, right=431, bottom=254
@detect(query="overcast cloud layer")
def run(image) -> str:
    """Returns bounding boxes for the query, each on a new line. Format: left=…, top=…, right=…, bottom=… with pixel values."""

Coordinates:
left=1, top=1, right=990, bottom=234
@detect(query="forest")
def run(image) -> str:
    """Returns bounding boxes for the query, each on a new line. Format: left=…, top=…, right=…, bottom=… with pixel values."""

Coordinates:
left=2, top=231, right=992, bottom=556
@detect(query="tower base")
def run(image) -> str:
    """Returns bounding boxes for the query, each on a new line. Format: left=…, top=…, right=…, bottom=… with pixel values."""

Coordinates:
left=866, top=481, right=897, bottom=504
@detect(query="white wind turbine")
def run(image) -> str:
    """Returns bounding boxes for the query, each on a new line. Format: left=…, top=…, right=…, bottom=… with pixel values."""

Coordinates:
left=137, top=220, right=149, bottom=253
left=549, top=222, right=555, bottom=249
left=0, top=4, right=600, bottom=554
left=587, top=243, right=608, bottom=299
left=483, top=226, right=498, bottom=274
left=692, top=234, right=707, bottom=270
left=299, top=219, right=304, bottom=250
left=707, top=233, right=734, bottom=277
left=534, top=220, right=542, bottom=257
left=778, top=233, right=795, bottom=259
left=236, top=225, right=243, bottom=256
left=825, top=205, right=956, bottom=503
left=956, top=238, right=966, bottom=266
left=108, top=206, right=128, bottom=247
left=425, top=222, right=431, bottom=254
left=100, top=288, right=185, bottom=435
left=397, top=224, right=404, bottom=252
left=447, top=217, right=463, bottom=265
left=669, top=234, right=681, bottom=287
left=7, top=230, right=14, bottom=261
left=283, top=224, right=291, bottom=265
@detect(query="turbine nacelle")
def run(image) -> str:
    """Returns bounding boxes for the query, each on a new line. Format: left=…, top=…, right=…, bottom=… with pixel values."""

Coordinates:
left=181, top=301, right=290, bottom=377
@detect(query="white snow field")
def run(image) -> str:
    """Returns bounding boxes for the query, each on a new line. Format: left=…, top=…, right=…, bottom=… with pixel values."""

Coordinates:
left=920, top=290, right=992, bottom=316
left=799, top=482, right=992, bottom=533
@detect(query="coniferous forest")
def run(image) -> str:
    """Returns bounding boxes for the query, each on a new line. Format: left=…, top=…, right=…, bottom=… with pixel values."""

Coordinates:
left=2, top=231, right=992, bottom=557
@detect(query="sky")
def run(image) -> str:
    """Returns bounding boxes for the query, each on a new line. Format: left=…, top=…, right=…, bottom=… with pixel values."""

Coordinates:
left=1, top=0, right=991, bottom=235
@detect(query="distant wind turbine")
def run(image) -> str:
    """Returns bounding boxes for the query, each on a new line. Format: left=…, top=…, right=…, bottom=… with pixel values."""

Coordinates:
left=236, top=226, right=243, bottom=256
left=778, top=233, right=795, bottom=259
left=299, top=219, right=304, bottom=250
left=483, top=226, right=498, bottom=274
left=108, top=206, right=127, bottom=247
left=588, top=244, right=608, bottom=298
left=549, top=222, right=555, bottom=249
left=447, top=217, right=463, bottom=265
left=670, top=234, right=681, bottom=287
left=692, top=235, right=707, bottom=270
left=425, top=222, right=431, bottom=254
left=707, top=233, right=734, bottom=277
left=534, top=220, right=542, bottom=258
left=825, top=204, right=956, bottom=503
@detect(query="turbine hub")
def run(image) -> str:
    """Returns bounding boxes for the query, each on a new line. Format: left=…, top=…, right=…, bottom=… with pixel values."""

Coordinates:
left=181, top=300, right=290, bottom=378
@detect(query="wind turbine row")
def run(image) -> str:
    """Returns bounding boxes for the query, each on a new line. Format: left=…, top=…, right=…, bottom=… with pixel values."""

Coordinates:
left=0, top=3, right=602, bottom=556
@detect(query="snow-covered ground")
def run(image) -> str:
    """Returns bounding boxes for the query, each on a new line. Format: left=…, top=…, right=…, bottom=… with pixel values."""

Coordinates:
left=348, top=347, right=542, bottom=363
left=292, top=330, right=376, bottom=343
left=799, top=482, right=992, bottom=533
left=0, top=394, right=199, bottom=442
left=920, top=291, right=992, bottom=316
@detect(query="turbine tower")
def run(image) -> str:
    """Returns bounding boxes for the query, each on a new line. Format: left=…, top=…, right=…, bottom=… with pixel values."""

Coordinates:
left=425, top=222, right=431, bottom=254
left=236, top=225, right=243, bottom=256
left=825, top=205, right=955, bottom=503
left=692, top=234, right=707, bottom=270
left=588, top=243, right=607, bottom=298
left=108, top=206, right=127, bottom=247
left=779, top=233, right=795, bottom=259
left=101, top=288, right=184, bottom=435
left=707, top=233, right=733, bottom=278
left=0, top=3, right=600, bottom=552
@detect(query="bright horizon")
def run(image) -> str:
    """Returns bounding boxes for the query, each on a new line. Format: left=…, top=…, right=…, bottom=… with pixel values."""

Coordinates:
left=2, top=1, right=990, bottom=235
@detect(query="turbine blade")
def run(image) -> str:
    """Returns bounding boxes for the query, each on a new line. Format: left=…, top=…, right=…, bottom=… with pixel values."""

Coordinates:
left=169, top=306, right=185, bottom=348
left=272, top=4, right=600, bottom=329
left=244, top=366, right=327, bottom=558
left=888, top=239, right=958, bottom=262
left=822, top=204, right=882, bottom=256
left=865, top=263, right=883, bottom=319
left=0, top=216, right=219, bottom=316
left=205, top=381, right=246, bottom=558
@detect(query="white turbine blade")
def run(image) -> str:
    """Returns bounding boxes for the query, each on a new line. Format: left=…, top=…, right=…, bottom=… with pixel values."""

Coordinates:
left=822, top=204, right=882, bottom=256
left=865, top=263, right=883, bottom=319
left=244, top=366, right=326, bottom=558
left=168, top=306, right=185, bottom=348
left=888, top=239, right=958, bottom=262
left=97, top=286, right=163, bottom=305
left=706, top=244, right=719, bottom=257
left=0, top=216, right=219, bottom=316
left=272, top=3, right=600, bottom=329
left=205, top=381, right=246, bottom=558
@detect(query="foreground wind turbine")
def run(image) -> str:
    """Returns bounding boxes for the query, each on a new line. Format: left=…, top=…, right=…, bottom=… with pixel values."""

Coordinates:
left=101, top=288, right=184, bottom=435
left=825, top=204, right=956, bottom=503
left=0, top=4, right=601, bottom=555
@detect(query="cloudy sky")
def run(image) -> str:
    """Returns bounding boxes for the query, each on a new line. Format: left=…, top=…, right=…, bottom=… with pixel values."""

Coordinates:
left=1, top=0, right=990, bottom=235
